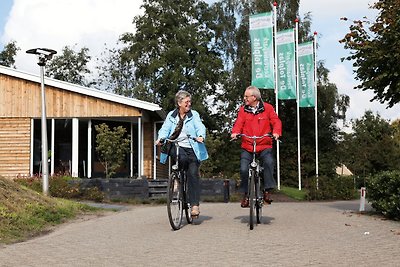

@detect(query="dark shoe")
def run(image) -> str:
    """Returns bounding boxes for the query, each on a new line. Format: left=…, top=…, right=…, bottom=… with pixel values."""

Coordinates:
left=241, top=196, right=249, bottom=208
left=263, top=191, right=273, bottom=204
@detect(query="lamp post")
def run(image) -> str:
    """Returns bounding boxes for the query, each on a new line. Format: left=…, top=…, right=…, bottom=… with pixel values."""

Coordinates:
left=26, top=48, right=57, bottom=196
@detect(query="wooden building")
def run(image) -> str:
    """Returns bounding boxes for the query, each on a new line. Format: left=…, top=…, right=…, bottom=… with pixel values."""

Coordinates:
left=0, top=65, right=168, bottom=179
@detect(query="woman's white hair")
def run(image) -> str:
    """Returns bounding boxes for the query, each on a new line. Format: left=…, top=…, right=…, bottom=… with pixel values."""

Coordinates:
left=175, top=90, right=191, bottom=107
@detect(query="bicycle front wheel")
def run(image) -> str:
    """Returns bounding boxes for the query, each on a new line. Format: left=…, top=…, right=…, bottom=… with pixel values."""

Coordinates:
left=183, top=172, right=193, bottom=224
left=167, top=172, right=183, bottom=230
left=255, top=173, right=263, bottom=224
left=249, top=169, right=256, bottom=230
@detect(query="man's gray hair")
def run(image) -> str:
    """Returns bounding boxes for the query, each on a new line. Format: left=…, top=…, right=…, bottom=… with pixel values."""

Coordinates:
left=175, top=90, right=191, bottom=107
left=246, top=86, right=261, bottom=100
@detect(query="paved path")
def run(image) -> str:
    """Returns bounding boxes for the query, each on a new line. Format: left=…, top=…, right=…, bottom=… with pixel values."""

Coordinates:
left=0, top=200, right=399, bottom=266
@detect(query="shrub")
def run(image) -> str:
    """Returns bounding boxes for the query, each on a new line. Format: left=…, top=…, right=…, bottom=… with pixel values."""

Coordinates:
left=354, top=175, right=367, bottom=189
left=81, top=187, right=105, bottom=202
left=14, top=175, right=105, bottom=202
left=306, top=175, right=357, bottom=200
left=48, top=175, right=82, bottom=199
left=13, top=175, right=42, bottom=192
left=366, top=171, right=400, bottom=220
left=95, top=123, right=130, bottom=178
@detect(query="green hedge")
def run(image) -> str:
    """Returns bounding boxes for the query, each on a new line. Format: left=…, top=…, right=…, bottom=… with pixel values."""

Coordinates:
left=366, top=171, right=400, bottom=220
left=305, top=175, right=357, bottom=200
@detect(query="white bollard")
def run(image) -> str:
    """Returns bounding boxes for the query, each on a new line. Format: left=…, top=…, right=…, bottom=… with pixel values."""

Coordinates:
left=359, top=187, right=366, bottom=212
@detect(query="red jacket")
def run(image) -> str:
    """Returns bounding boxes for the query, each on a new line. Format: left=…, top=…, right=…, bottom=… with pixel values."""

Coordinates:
left=232, top=101, right=282, bottom=153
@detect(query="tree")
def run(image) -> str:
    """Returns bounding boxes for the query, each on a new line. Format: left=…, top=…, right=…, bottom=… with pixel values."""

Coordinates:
left=390, top=119, right=400, bottom=156
left=205, top=0, right=347, bottom=185
left=105, top=0, right=350, bottom=184
left=211, top=0, right=312, bottom=121
left=340, top=111, right=400, bottom=177
left=95, top=43, right=153, bottom=100
left=120, top=0, right=225, bottom=130
left=340, top=0, right=400, bottom=108
left=0, top=40, right=20, bottom=68
left=95, top=123, right=131, bottom=178
left=46, top=45, right=92, bottom=86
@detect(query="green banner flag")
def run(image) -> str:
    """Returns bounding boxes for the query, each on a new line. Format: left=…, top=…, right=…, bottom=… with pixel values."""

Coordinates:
left=276, top=29, right=296, bottom=99
left=298, top=42, right=315, bottom=107
left=249, top=12, right=274, bottom=89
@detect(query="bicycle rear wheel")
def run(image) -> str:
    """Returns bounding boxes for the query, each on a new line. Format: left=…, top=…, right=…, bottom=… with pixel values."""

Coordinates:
left=167, top=172, right=183, bottom=230
left=249, top=169, right=256, bottom=230
left=183, top=172, right=193, bottom=224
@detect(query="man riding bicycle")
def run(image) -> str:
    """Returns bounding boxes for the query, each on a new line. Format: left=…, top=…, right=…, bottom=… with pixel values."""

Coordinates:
left=231, top=86, right=282, bottom=208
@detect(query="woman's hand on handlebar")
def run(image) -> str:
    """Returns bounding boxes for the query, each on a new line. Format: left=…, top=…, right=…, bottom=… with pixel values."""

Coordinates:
left=196, top=136, right=204, bottom=143
left=185, top=134, right=204, bottom=143
left=155, top=139, right=164, bottom=146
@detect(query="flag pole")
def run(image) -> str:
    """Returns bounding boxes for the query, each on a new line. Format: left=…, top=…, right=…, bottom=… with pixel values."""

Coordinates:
left=295, top=18, right=301, bottom=190
left=314, top=31, right=319, bottom=189
left=273, top=1, right=281, bottom=190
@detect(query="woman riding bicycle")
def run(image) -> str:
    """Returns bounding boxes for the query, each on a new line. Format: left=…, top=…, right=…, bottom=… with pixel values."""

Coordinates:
left=155, top=90, right=208, bottom=217
left=231, top=86, right=282, bottom=208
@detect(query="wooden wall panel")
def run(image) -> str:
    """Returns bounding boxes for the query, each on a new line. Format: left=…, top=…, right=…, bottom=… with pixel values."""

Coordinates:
left=0, top=118, right=31, bottom=177
left=155, top=149, right=169, bottom=180
left=0, top=75, right=141, bottom=118
left=143, top=122, right=153, bottom=179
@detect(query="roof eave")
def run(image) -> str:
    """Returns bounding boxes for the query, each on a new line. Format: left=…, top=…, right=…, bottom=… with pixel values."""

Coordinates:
left=0, top=65, right=162, bottom=112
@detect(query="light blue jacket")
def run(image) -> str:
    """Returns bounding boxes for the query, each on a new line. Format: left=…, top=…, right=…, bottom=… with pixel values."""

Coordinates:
left=158, top=109, right=208, bottom=163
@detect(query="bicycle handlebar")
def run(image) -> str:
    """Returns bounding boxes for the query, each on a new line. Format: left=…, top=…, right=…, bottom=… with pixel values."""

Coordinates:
left=160, top=134, right=198, bottom=144
left=236, top=133, right=274, bottom=139
left=234, top=133, right=281, bottom=143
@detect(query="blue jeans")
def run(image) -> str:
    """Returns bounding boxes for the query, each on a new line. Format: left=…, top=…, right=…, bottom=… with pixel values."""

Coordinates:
left=170, top=146, right=200, bottom=206
left=239, top=148, right=276, bottom=194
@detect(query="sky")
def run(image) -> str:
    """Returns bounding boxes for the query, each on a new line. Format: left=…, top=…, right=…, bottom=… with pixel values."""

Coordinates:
left=1, top=0, right=399, bottom=127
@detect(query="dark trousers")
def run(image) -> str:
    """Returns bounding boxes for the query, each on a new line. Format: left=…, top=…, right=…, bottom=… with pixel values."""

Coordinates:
left=170, top=146, right=200, bottom=206
left=239, top=148, right=276, bottom=194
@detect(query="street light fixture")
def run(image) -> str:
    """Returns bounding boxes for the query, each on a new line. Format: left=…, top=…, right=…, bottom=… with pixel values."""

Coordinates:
left=26, top=48, right=57, bottom=196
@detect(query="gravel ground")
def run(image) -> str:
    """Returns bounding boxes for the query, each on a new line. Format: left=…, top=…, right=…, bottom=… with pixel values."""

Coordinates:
left=0, top=200, right=399, bottom=267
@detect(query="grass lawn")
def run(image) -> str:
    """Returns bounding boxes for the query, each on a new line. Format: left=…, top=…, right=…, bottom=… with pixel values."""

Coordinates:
left=0, top=177, right=101, bottom=244
left=279, top=186, right=308, bottom=201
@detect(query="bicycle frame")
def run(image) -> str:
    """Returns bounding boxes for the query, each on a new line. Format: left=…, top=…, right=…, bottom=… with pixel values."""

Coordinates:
left=163, top=135, right=195, bottom=230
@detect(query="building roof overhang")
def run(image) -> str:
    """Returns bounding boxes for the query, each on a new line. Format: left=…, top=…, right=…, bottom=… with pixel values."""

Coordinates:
left=0, top=65, right=164, bottom=118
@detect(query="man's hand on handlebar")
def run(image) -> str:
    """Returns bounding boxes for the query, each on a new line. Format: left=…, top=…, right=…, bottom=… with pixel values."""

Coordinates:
left=230, top=133, right=239, bottom=140
left=272, top=133, right=280, bottom=141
